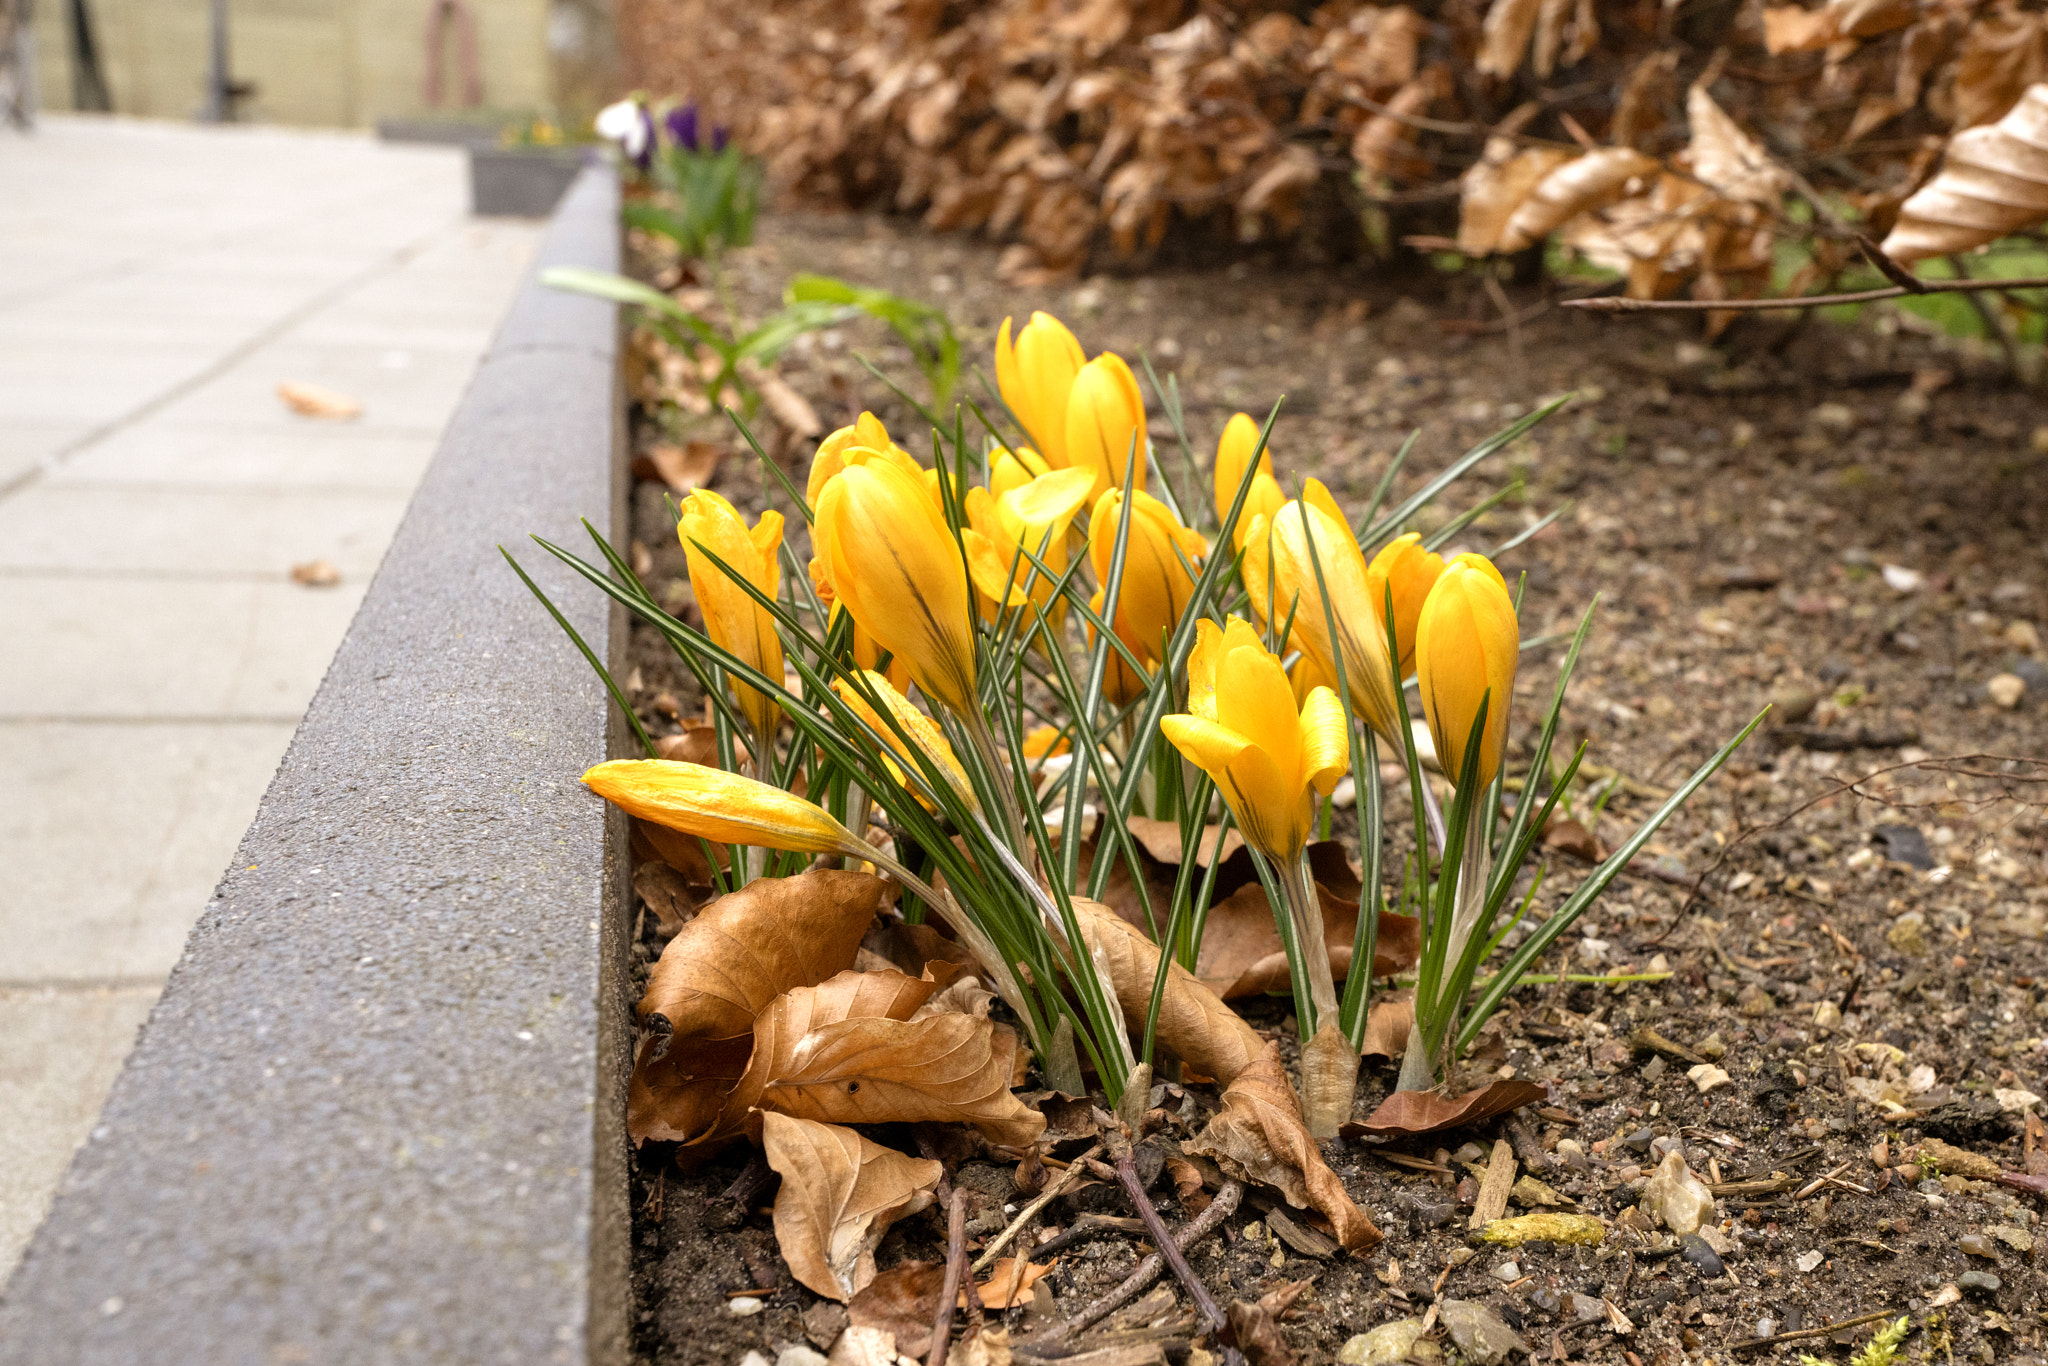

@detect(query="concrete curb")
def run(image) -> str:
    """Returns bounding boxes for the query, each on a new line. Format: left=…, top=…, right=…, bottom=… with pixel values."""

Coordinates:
left=0, top=166, right=632, bottom=1366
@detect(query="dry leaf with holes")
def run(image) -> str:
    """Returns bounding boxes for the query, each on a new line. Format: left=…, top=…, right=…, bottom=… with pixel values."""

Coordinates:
left=763, top=1112, right=942, bottom=1301
left=1073, top=899, right=1264, bottom=1087
left=1185, top=1042, right=1383, bottom=1252
left=1498, top=147, right=1659, bottom=254
left=722, top=968, right=1045, bottom=1146
left=289, top=558, right=342, bottom=588
left=1882, top=84, right=2048, bottom=262
left=276, top=381, right=361, bottom=420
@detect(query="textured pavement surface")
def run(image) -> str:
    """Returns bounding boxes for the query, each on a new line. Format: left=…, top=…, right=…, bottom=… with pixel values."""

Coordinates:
left=0, top=116, right=541, bottom=1283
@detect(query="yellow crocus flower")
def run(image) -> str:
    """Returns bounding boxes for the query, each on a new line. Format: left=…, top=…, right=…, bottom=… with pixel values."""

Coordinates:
left=1212, top=412, right=1286, bottom=548
left=807, top=411, right=918, bottom=509
left=1363, top=532, right=1447, bottom=679
left=832, top=671, right=975, bottom=810
left=583, top=759, right=857, bottom=854
left=814, top=448, right=980, bottom=718
left=677, top=490, right=785, bottom=745
left=1241, top=481, right=1406, bottom=750
left=1415, top=553, right=1518, bottom=790
left=996, top=312, right=1085, bottom=471
left=1086, top=488, right=1206, bottom=696
left=1160, top=618, right=1349, bottom=865
left=1064, top=352, right=1148, bottom=500
left=989, top=445, right=1052, bottom=500
left=962, top=466, right=1095, bottom=635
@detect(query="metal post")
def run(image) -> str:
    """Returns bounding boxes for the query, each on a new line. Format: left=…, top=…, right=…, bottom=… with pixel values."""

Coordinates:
left=202, top=0, right=228, bottom=122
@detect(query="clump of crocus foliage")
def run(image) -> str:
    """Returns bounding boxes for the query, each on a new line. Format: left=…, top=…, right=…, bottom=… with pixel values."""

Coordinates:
left=522, top=308, right=1762, bottom=1133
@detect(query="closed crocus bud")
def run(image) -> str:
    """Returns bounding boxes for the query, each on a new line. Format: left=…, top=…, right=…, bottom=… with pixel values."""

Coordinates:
left=1086, top=487, right=1206, bottom=684
left=677, top=490, right=785, bottom=745
left=1064, top=352, right=1148, bottom=500
left=1213, top=412, right=1286, bottom=548
left=814, top=449, right=979, bottom=718
left=808, top=412, right=918, bottom=509
left=1364, top=532, right=1447, bottom=678
left=1160, top=618, right=1350, bottom=863
left=996, top=313, right=1085, bottom=470
left=1415, top=553, right=1518, bottom=790
left=832, top=671, right=975, bottom=811
left=1241, top=482, right=1405, bottom=751
left=583, top=760, right=857, bottom=854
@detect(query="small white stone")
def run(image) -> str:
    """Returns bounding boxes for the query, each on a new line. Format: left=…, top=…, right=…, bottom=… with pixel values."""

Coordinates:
left=778, top=1348, right=831, bottom=1366
left=1577, top=937, right=1611, bottom=965
left=1813, top=1001, right=1841, bottom=1029
left=739, top=1352, right=771, bottom=1366
left=1491, top=1261, right=1522, bottom=1282
left=100, top=1297, right=123, bottom=1317
left=1881, top=564, right=1925, bottom=593
left=1688, top=1063, right=1733, bottom=1094
left=1988, top=673, right=2026, bottom=709
left=1795, top=1250, right=1825, bottom=1273
left=729, top=1297, right=767, bottom=1317
left=1996, top=1087, right=2043, bottom=1113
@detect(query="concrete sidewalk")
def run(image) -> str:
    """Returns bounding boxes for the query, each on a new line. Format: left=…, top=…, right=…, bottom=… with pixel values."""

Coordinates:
left=0, top=117, right=543, bottom=1282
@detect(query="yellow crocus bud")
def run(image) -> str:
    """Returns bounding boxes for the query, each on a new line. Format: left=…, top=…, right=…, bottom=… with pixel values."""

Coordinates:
left=1414, top=553, right=1518, bottom=790
left=996, top=312, right=1085, bottom=470
left=1240, top=481, right=1406, bottom=751
left=989, top=445, right=1052, bottom=500
left=814, top=449, right=979, bottom=718
left=807, top=411, right=918, bottom=509
left=832, top=671, right=975, bottom=810
left=962, top=466, right=1095, bottom=635
left=1160, top=618, right=1349, bottom=863
left=1086, top=487, right=1206, bottom=689
left=676, top=490, right=785, bottom=744
left=583, top=759, right=857, bottom=854
left=1212, top=412, right=1286, bottom=548
left=1064, top=352, right=1148, bottom=501
left=1364, top=532, right=1447, bottom=679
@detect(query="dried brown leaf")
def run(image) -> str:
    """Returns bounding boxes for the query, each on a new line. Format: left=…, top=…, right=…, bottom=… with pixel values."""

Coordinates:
left=849, top=1262, right=943, bottom=1357
left=1499, top=147, right=1659, bottom=254
left=1476, top=0, right=1544, bottom=79
left=1072, top=899, right=1265, bottom=1088
left=765, top=1113, right=942, bottom=1302
left=728, top=968, right=1045, bottom=1146
left=1196, top=879, right=1421, bottom=1001
left=1224, top=1278, right=1313, bottom=1366
left=1346, top=1078, right=1548, bottom=1138
left=633, top=858, right=699, bottom=936
left=638, top=870, right=888, bottom=1040
left=276, top=381, right=361, bottom=420
left=973, top=1257, right=1056, bottom=1309
left=1360, top=996, right=1414, bottom=1059
left=1457, top=141, right=1572, bottom=257
left=1351, top=70, right=1443, bottom=179
left=1953, top=14, right=2047, bottom=129
left=1124, top=814, right=1245, bottom=868
left=1882, top=84, right=2048, bottom=262
left=1185, top=1042, right=1383, bottom=1252
left=1686, top=85, right=1792, bottom=207
left=628, top=1032, right=752, bottom=1145
left=636, top=440, right=723, bottom=492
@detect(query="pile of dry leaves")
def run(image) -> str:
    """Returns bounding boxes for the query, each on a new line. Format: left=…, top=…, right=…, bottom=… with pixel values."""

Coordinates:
left=619, top=0, right=2048, bottom=294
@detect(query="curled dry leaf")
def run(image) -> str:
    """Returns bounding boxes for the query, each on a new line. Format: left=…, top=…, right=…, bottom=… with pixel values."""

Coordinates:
left=1196, top=879, right=1420, bottom=1001
left=635, top=439, right=723, bottom=492
left=1686, top=85, right=1792, bottom=207
left=1476, top=0, right=1543, bottom=79
left=1125, top=814, right=1245, bottom=870
left=1072, top=898, right=1264, bottom=1088
left=1881, top=84, right=2048, bottom=263
left=828, top=1325, right=902, bottom=1366
left=1186, top=1042, right=1384, bottom=1252
left=848, top=1262, right=945, bottom=1359
left=1498, top=147, right=1660, bottom=254
left=763, top=1112, right=942, bottom=1302
left=638, top=869, right=888, bottom=1039
left=628, top=1032, right=752, bottom=1145
left=1952, top=14, right=2047, bottom=131
left=973, top=1256, right=1056, bottom=1309
left=1458, top=140, right=1573, bottom=256
left=728, top=968, right=1046, bottom=1147
left=632, top=858, right=699, bottom=936
left=1345, top=1077, right=1548, bottom=1138
left=1351, top=68, right=1446, bottom=179
left=276, top=381, right=361, bottom=420
left=1225, top=1278, right=1314, bottom=1366
left=1359, top=996, right=1414, bottom=1059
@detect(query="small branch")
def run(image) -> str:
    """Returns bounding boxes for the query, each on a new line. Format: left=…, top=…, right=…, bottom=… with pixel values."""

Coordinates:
left=1563, top=271, right=2048, bottom=313
left=1112, top=1147, right=1233, bottom=1346
left=929, top=1189, right=968, bottom=1366
left=973, top=1141, right=1103, bottom=1273
left=1038, top=1180, right=1243, bottom=1344
left=1730, top=1309, right=1898, bottom=1353
left=1857, top=236, right=1926, bottom=292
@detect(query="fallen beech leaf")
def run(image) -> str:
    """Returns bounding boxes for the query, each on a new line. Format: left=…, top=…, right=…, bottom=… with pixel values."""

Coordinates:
left=756, top=369, right=824, bottom=437
left=848, top=1262, right=944, bottom=1359
left=1476, top=0, right=1543, bottom=78
left=727, top=968, right=1046, bottom=1146
left=1459, top=140, right=1573, bottom=256
left=276, top=381, right=361, bottom=420
left=1225, top=1277, right=1313, bottom=1366
left=1167, top=1155, right=1212, bottom=1215
left=1186, top=1042, right=1383, bottom=1252
left=950, top=1327, right=1012, bottom=1366
left=638, top=870, right=888, bottom=1039
left=1882, top=84, right=2048, bottom=263
left=1761, top=4, right=1838, bottom=53
left=763, top=1112, right=942, bottom=1301
left=1953, top=14, right=2046, bottom=130
left=627, top=1032, right=752, bottom=1144
left=1073, top=899, right=1264, bottom=1088
left=633, top=817, right=723, bottom=890
left=636, top=440, right=723, bottom=492
left=1197, top=881, right=1420, bottom=1000
left=289, top=558, right=342, bottom=588
left=1351, top=70, right=1446, bottom=178
left=654, top=718, right=750, bottom=769
left=1542, top=817, right=1606, bottom=862
left=828, top=1324, right=901, bottom=1366
left=632, top=859, right=698, bottom=935
left=1346, top=1078, right=1548, bottom=1138
left=1498, top=147, right=1659, bottom=253
left=1686, top=85, right=1791, bottom=207
left=862, top=918, right=979, bottom=977
left=972, top=1256, right=1056, bottom=1309
left=1360, top=997, right=1414, bottom=1059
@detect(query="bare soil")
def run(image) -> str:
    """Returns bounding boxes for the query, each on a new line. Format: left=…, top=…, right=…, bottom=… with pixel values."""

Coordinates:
left=616, top=209, right=2048, bottom=1366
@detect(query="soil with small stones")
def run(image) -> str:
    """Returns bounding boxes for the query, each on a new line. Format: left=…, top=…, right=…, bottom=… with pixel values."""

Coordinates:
left=613, top=209, right=2048, bottom=1366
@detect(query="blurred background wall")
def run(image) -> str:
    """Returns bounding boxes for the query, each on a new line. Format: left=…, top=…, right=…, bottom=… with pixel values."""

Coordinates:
left=30, top=0, right=616, bottom=128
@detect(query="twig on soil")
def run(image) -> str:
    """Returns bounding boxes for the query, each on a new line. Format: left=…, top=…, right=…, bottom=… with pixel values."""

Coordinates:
left=1029, top=1214, right=1148, bottom=1259
left=973, top=1141, right=1104, bottom=1273
left=929, top=1189, right=968, bottom=1366
left=723, top=1153, right=776, bottom=1210
left=1730, top=1309, right=1898, bottom=1353
left=1037, top=1179, right=1243, bottom=1345
left=1563, top=272, right=2048, bottom=312
left=1110, top=1145, right=1236, bottom=1357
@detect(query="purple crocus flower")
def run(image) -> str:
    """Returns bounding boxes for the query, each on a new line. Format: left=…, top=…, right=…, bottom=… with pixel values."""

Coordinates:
left=664, top=103, right=699, bottom=152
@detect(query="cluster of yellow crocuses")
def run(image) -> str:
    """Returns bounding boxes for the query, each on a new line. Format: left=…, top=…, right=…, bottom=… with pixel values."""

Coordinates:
left=588, top=308, right=1525, bottom=1130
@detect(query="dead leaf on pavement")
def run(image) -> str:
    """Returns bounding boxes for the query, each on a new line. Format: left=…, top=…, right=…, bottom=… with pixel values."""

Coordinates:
left=763, top=1112, right=942, bottom=1301
left=972, top=1256, right=1056, bottom=1309
left=1074, top=899, right=1265, bottom=1088
left=848, top=1261, right=945, bottom=1359
left=277, top=381, right=361, bottom=420
left=635, top=440, right=724, bottom=492
left=1345, top=1078, right=1548, bottom=1138
left=289, top=558, right=342, bottom=588
left=725, top=968, right=1046, bottom=1146
left=638, top=870, right=888, bottom=1040
left=1186, top=1042, right=1384, bottom=1252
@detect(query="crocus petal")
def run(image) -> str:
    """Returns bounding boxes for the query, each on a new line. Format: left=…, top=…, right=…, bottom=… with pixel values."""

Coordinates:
left=678, top=490, right=785, bottom=742
left=996, top=313, right=1084, bottom=470
left=1160, top=713, right=1253, bottom=779
left=584, top=760, right=854, bottom=853
left=1296, top=685, right=1351, bottom=796
left=1064, top=352, right=1147, bottom=501
left=1415, top=557, right=1519, bottom=789
left=1364, top=532, right=1446, bottom=678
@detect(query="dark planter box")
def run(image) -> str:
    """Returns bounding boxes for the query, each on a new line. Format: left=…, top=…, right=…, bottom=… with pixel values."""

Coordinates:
left=471, top=145, right=593, bottom=218
left=375, top=116, right=501, bottom=148
left=0, top=167, right=635, bottom=1364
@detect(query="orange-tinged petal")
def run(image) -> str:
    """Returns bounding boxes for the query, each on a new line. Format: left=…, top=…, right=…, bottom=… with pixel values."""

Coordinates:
left=1415, top=556, right=1519, bottom=789
left=1265, top=498, right=1403, bottom=749
left=833, top=671, right=975, bottom=808
left=1064, top=353, right=1147, bottom=501
left=584, top=759, right=854, bottom=853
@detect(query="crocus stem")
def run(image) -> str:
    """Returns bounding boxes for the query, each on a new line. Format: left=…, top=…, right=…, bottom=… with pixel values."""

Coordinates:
left=1418, top=769, right=1448, bottom=854
left=850, top=837, right=1030, bottom=1030
left=1277, top=855, right=1339, bottom=1029
left=1395, top=1022, right=1435, bottom=1094
left=1280, top=854, right=1355, bottom=1138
